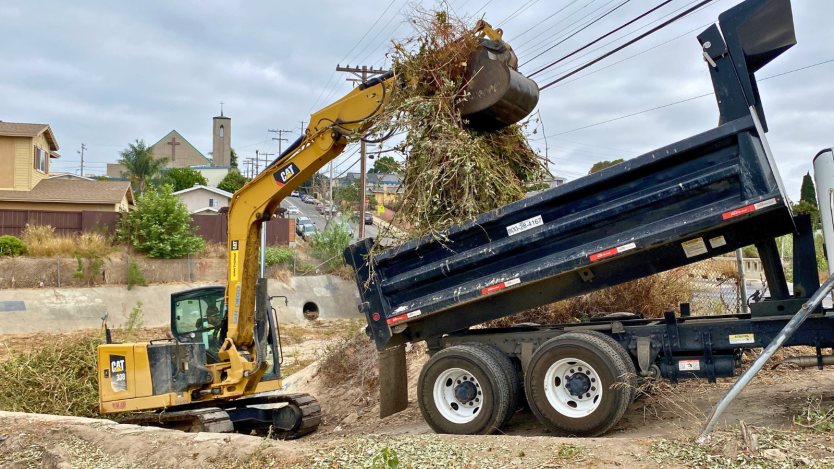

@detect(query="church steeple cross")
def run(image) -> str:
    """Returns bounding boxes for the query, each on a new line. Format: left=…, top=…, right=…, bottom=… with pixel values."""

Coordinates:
left=167, top=136, right=181, bottom=162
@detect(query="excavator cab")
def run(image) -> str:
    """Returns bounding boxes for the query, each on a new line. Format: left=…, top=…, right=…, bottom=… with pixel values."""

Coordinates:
left=171, top=285, right=280, bottom=377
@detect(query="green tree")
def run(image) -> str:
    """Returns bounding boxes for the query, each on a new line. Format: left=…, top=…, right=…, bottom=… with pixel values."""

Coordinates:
left=369, top=155, right=398, bottom=174
left=588, top=159, right=624, bottom=174
left=94, top=175, right=110, bottom=181
left=793, top=199, right=820, bottom=228
left=164, top=167, right=207, bottom=191
left=230, top=148, right=238, bottom=168
left=800, top=172, right=817, bottom=207
left=119, top=139, right=169, bottom=195
left=116, top=184, right=205, bottom=258
left=217, top=171, right=249, bottom=193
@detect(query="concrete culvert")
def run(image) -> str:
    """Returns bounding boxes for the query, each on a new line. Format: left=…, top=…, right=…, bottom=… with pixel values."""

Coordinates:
left=302, top=302, right=320, bottom=320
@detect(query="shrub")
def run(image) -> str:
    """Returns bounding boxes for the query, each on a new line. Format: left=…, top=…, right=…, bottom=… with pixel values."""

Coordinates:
left=264, top=247, right=294, bottom=267
left=127, top=261, right=147, bottom=290
left=310, top=223, right=350, bottom=268
left=164, top=167, right=208, bottom=191
left=217, top=171, right=249, bottom=193
left=0, top=235, right=27, bottom=256
left=117, top=184, right=205, bottom=258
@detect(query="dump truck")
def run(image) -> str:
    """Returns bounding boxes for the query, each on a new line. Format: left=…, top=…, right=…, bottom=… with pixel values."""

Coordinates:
left=346, top=0, right=834, bottom=437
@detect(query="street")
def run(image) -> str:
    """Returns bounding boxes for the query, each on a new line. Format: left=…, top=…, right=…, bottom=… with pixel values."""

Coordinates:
left=279, top=197, right=381, bottom=241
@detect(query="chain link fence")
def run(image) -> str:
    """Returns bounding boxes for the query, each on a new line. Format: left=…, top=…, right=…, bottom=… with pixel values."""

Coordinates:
left=684, top=257, right=742, bottom=316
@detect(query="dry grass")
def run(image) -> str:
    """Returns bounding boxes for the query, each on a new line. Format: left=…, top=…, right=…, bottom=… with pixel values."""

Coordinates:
left=21, top=223, right=111, bottom=257
left=317, top=324, right=379, bottom=392
left=196, top=241, right=228, bottom=259
left=486, top=268, right=692, bottom=327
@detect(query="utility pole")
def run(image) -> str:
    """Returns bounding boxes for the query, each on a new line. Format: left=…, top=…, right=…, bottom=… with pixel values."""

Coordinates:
left=269, top=129, right=293, bottom=155
left=335, top=65, right=388, bottom=238
left=257, top=152, right=274, bottom=175
left=78, top=143, right=86, bottom=177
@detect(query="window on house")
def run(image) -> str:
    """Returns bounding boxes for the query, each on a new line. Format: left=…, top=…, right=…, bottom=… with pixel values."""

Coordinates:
left=33, top=147, right=46, bottom=173
left=209, top=198, right=218, bottom=208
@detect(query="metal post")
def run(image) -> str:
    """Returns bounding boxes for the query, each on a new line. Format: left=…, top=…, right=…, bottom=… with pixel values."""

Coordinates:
left=736, top=248, right=749, bottom=314
left=702, top=274, right=834, bottom=435
left=260, top=221, right=267, bottom=278
left=360, top=140, right=367, bottom=238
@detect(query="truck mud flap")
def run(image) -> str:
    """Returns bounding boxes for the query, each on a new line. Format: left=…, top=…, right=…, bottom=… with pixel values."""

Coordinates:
left=379, top=344, right=408, bottom=418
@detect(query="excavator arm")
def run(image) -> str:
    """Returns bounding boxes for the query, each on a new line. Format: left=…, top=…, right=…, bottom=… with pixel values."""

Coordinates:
left=223, top=72, right=394, bottom=363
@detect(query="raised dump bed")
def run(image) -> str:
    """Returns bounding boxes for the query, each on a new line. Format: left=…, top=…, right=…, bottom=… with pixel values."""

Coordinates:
left=347, top=112, right=795, bottom=351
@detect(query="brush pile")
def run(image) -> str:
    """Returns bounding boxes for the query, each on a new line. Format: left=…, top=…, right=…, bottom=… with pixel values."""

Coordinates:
left=368, top=9, right=548, bottom=238
left=0, top=334, right=103, bottom=417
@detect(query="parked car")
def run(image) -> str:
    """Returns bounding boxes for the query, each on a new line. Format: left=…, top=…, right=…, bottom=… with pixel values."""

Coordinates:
left=295, top=217, right=312, bottom=234
left=305, top=197, right=316, bottom=205
left=300, top=223, right=317, bottom=241
left=364, top=211, right=374, bottom=225
left=291, top=190, right=300, bottom=197
left=287, top=206, right=300, bottom=215
left=315, top=202, right=323, bottom=212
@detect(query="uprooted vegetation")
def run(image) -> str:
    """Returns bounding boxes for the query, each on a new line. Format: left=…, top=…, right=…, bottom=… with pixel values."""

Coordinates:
left=366, top=9, right=549, bottom=239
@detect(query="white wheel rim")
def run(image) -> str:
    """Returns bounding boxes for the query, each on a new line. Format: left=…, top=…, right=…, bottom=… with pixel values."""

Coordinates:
left=433, top=367, right=483, bottom=424
left=543, top=358, right=602, bottom=418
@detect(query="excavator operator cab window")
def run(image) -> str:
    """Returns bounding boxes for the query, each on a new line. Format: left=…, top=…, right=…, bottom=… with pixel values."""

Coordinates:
left=171, top=288, right=226, bottom=364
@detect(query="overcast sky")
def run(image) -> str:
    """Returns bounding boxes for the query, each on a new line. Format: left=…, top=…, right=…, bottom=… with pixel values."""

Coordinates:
left=1, top=0, right=831, bottom=200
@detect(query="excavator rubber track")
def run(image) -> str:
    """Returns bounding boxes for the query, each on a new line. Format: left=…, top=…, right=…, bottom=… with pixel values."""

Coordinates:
left=117, top=392, right=321, bottom=439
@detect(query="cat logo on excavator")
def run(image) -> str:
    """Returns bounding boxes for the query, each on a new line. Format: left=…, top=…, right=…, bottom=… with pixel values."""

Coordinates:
left=273, top=162, right=300, bottom=186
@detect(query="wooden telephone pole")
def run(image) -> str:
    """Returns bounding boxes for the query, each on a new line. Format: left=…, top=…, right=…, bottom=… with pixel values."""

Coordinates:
left=335, top=65, right=388, bottom=238
left=268, top=129, right=293, bottom=156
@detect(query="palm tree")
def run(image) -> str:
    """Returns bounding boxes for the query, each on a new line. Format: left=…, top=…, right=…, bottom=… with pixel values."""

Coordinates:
left=118, top=139, right=169, bottom=194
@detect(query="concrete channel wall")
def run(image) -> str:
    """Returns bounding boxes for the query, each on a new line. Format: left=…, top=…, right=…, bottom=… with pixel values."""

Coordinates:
left=0, top=275, right=361, bottom=335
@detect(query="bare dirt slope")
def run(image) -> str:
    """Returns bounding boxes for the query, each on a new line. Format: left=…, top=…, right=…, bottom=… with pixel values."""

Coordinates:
left=3, top=322, right=834, bottom=468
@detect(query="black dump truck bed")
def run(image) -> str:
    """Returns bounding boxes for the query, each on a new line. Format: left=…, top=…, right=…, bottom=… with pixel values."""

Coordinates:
left=347, top=113, right=795, bottom=351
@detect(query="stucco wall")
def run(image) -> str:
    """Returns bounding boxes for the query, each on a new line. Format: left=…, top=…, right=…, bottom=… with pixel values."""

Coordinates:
left=0, top=275, right=361, bottom=335
left=177, top=188, right=229, bottom=212
left=195, top=167, right=230, bottom=186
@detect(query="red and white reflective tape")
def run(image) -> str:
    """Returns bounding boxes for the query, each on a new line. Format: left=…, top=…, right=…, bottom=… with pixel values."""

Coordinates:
left=722, top=198, right=777, bottom=220
left=590, top=242, right=636, bottom=262
left=386, top=309, right=422, bottom=325
left=481, top=278, right=521, bottom=295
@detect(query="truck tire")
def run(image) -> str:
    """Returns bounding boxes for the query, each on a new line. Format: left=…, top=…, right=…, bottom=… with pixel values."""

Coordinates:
left=524, top=332, right=630, bottom=437
left=418, top=344, right=510, bottom=435
left=462, top=342, right=521, bottom=426
left=577, top=331, right=637, bottom=402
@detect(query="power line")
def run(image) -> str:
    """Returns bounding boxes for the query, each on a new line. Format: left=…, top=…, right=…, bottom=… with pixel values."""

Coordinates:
left=520, top=0, right=629, bottom=67
left=539, top=56, right=834, bottom=137
left=517, top=0, right=619, bottom=58
left=529, top=0, right=671, bottom=78
left=499, top=0, right=539, bottom=26
left=543, top=22, right=712, bottom=89
left=539, top=0, right=714, bottom=90
left=472, top=0, right=494, bottom=18
left=532, top=0, right=723, bottom=82
left=509, top=0, right=580, bottom=43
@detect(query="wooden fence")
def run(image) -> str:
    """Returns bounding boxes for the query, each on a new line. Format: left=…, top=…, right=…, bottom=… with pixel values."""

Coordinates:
left=0, top=209, right=294, bottom=246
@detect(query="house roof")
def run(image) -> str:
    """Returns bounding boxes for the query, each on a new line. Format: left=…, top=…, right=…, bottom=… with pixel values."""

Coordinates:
left=48, top=173, right=94, bottom=181
left=172, top=184, right=233, bottom=199
left=191, top=206, right=220, bottom=214
left=149, top=130, right=210, bottom=164
left=0, top=121, right=60, bottom=153
left=0, top=179, right=133, bottom=205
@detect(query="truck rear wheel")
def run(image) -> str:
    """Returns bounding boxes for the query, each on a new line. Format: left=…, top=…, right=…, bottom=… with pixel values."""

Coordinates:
left=524, top=332, right=630, bottom=437
left=462, top=342, right=521, bottom=426
left=577, top=330, right=637, bottom=402
left=418, top=344, right=510, bottom=435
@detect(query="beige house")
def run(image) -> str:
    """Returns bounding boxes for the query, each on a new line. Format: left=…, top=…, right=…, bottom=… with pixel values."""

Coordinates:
left=0, top=122, right=61, bottom=191
left=173, top=185, right=232, bottom=214
left=0, top=179, right=134, bottom=212
left=107, top=130, right=211, bottom=178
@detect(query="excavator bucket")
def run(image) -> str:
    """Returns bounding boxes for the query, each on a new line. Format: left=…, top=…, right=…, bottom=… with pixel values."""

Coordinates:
left=460, top=38, right=539, bottom=130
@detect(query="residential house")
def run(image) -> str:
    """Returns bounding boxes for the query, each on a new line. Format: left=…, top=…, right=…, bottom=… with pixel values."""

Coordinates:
left=0, top=179, right=134, bottom=211
left=343, top=171, right=404, bottom=206
left=0, top=121, right=134, bottom=212
left=0, top=122, right=60, bottom=191
left=173, top=185, right=232, bottom=214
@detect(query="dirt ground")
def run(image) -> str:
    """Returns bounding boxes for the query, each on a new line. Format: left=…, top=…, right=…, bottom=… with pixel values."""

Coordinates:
left=3, top=321, right=834, bottom=468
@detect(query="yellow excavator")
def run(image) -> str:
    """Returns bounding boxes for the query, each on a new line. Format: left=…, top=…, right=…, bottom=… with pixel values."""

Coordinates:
left=96, top=21, right=538, bottom=437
